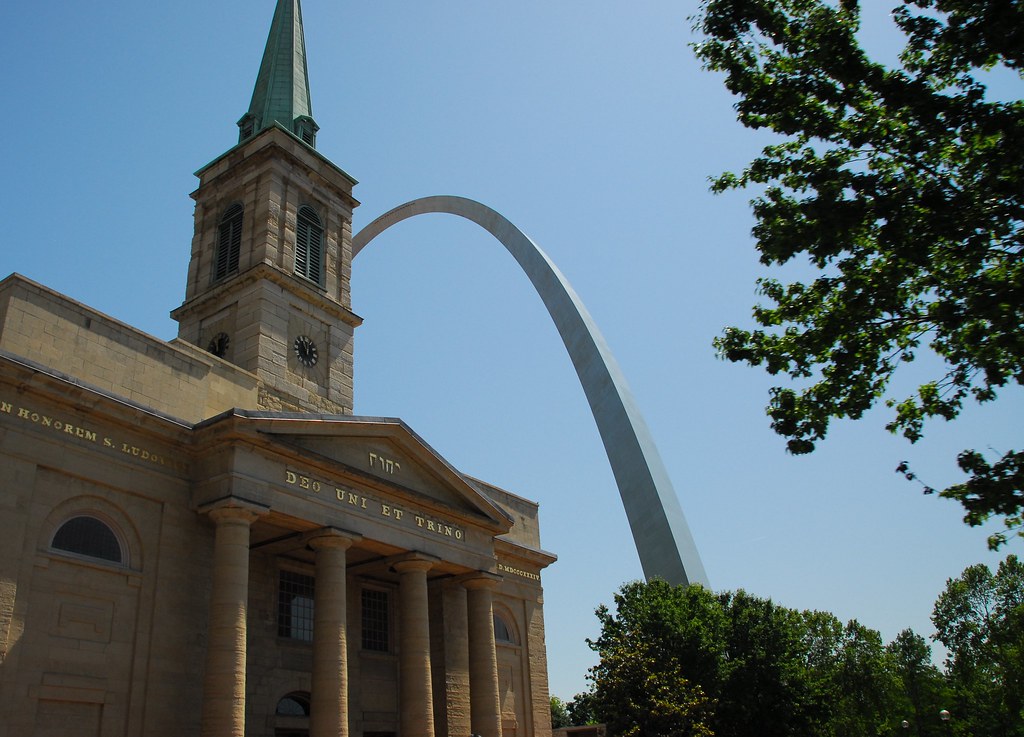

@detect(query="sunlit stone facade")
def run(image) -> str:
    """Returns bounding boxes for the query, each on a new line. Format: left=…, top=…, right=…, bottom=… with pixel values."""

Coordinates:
left=0, top=3, right=556, bottom=735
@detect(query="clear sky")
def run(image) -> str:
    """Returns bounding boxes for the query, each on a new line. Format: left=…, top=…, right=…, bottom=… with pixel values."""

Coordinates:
left=3, top=0, right=1021, bottom=701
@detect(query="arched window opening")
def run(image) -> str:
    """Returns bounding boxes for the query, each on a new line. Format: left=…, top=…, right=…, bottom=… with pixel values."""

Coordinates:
left=215, top=203, right=244, bottom=281
left=294, top=205, right=323, bottom=284
left=275, top=691, right=310, bottom=737
left=51, top=516, right=123, bottom=564
left=276, top=692, right=311, bottom=717
left=494, top=613, right=517, bottom=645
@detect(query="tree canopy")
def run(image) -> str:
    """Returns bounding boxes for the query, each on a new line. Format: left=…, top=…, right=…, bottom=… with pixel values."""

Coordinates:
left=574, top=563, right=1022, bottom=736
left=932, top=554, right=1024, bottom=735
left=693, top=0, right=1024, bottom=546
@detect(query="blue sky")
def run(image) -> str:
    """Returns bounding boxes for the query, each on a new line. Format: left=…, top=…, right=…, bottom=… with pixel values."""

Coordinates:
left=3, top=1, right=1021, bottom=700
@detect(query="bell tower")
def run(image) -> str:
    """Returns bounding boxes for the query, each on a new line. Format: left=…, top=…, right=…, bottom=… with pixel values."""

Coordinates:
left=172, top=0, right=360, bottom=415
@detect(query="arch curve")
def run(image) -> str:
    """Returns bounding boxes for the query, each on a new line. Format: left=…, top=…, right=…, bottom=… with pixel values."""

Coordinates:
left=353, top=196, right=708, bottom=587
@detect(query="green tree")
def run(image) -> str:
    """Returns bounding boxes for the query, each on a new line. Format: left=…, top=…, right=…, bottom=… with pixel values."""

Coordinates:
left=590, top=641, right=714, bottom=737
left=932, top=555, right=1024, bottom=736
left=586, top=580, right=719, bottom=736
left=887, top=629, right=951, bottom=737
left=582, top=580, right=917, bottom=736
left=567, top=690, right=598, bottom=728
left=715, top=590, right=822, bottom=737
left=693, top=0, right=1024, bottom=547
left=551, top=696, right=571, bottom=729
left=830, top=621, right=903, bottom=737
left=799, top=609, right=847, bottom=731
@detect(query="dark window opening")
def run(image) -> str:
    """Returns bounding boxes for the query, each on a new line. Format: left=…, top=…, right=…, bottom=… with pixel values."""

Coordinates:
left=278, top=570, right=315, bottom=641
left=361, top=588, right=389, bottom=652
left=51, top=516, right=122, bottom=563
left=276, top=692, right=310, bottom=716
left=215, top=203, right=243, bottom=281
left=494, top=614, right=516, bottom=644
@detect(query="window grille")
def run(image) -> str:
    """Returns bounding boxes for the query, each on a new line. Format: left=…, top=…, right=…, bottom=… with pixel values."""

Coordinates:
left=51, top=516, right=123, bottom=563
left=215, top=204, right=243, bottom=280
left=278, top=570, right=315, bottom=641
left=294, top=206, right=323, bottom=284
left=361, top=588, right=389, bottom=652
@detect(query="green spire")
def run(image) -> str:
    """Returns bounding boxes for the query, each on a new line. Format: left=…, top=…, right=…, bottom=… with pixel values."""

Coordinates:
left=238, top=0, right=318, bottom=148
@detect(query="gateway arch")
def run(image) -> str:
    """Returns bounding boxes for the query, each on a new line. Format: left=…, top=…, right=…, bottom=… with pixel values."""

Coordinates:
left=353, top=196, right=709, bottom=587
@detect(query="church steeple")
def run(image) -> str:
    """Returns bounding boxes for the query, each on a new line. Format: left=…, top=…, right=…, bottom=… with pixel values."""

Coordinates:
left=237, top=0, right=319, bottom=148
left=174, top=0, right=359, bottom=416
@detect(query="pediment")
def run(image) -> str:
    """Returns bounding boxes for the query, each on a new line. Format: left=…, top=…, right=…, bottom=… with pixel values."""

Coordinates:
left=244, top=414, right=511, bottom=530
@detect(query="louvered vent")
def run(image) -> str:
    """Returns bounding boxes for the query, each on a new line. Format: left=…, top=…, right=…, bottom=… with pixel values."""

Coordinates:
left=294, top=116, right=318, bottom=148
left=237, top=113, right=258, bottom=144
left=215, top=204, right=244, bottom=281
left=295, top=205, right=323, bottom=284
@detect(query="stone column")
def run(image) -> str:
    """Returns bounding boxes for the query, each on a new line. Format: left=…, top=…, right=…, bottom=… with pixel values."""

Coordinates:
left=309, top=530, right=360, bottom=737
left=465, top=575, right=502, bottom=737
left=441, top=583, right=471, bottom=737
left=394, top=555, right=437, bottom=737
left=200, top=504, right=263, bottom=737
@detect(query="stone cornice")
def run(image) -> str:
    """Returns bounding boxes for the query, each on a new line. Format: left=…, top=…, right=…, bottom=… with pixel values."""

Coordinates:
left=193, top=125, right=359, bottom=208
left=495, top=537, right=558, bottom=570
left=170, top=262, right=363, bottom=328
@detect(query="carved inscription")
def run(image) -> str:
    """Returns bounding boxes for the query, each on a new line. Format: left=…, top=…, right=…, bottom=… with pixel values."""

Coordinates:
left=497, top=563, right=541, bottom=582
left=0, top=397, right=186, bottom=472
left=284, top=469, right=465, bottom=541
left=369, top=452, right=401, bottom=475
left=285, top=470, right=322, bottom=493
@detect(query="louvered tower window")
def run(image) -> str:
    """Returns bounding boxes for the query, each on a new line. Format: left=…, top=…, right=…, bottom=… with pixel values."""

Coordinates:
left=215, top=204, right=244, bottom=281
left=294, top=205, right=323, bottom=284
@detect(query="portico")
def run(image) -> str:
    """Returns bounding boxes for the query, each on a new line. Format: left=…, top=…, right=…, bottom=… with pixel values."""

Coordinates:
left=191, top=411, right=551, bottom=737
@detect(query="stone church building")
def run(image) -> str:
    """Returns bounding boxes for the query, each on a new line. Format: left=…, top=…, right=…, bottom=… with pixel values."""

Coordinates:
left=0, top=2, right=556, bottom=735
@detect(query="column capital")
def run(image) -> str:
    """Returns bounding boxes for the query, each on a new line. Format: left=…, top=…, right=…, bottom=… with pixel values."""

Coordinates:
left=306, top=527, right=362, bottom=551
left=201, top=499, right=269, bottom=526
left=458, top=571, right=503, bottom=591
left=390, top=552, right=440, bottom=575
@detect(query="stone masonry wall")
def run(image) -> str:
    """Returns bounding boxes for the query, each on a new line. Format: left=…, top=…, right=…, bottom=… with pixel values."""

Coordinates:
left=0, top=274, right=258, bottom=422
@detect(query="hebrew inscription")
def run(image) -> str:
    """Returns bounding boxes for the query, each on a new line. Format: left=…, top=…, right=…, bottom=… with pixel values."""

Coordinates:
left=368, top=452, right=401, bottom=475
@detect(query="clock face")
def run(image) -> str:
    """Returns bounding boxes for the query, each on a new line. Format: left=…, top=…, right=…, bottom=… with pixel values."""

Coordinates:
left=207, top=332, right=230, bottom=358
left=294, top=335, right=319, bottom=367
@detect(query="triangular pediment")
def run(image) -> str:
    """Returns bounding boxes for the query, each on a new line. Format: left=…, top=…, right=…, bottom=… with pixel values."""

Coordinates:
left=240, top=413, right=511, bottom=531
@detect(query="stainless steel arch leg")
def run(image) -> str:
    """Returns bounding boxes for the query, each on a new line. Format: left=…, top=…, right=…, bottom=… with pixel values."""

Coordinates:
left=353, top=196, right=709, bottom=587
